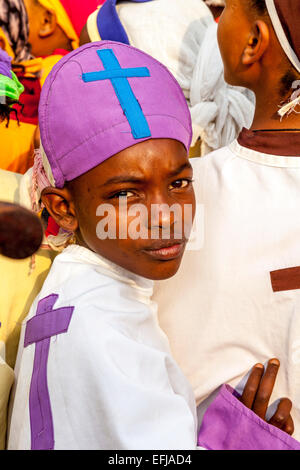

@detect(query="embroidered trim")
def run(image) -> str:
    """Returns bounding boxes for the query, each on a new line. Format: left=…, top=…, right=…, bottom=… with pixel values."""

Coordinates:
left=229, top=140, right=300, bottom=167
left=270, top=266, right=300, bottom=292
left=25, top=294, right=74, bottom=450
left=198, top=384, right=300, bottom=450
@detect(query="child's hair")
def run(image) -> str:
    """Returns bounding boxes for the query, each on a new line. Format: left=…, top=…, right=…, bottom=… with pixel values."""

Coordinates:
left=251, top=0, right=267, bottom=15
left=251, top=0, right=300, bottom=98
left=0, top=96, right=23, bottom=127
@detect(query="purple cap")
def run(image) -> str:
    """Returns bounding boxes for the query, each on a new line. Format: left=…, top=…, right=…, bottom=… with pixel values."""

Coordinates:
left=39, top=41, right=192, bottom=188
left=0, top=49, right=12, bottom=79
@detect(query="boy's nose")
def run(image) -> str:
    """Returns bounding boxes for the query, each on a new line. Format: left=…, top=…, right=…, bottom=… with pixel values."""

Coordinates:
left=147, top=202, right=182, bottom=241
left=152, top=206, right=176, bottom=229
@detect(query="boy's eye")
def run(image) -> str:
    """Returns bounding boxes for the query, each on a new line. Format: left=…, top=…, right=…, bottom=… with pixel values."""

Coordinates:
left=169, top=179, right=192, bottom=190
left=110, top=190, right=135, bottom=199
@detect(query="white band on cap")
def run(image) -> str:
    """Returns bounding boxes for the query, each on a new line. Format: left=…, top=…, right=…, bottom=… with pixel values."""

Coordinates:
left=40, top=142, right=56, bottom=187
left=265, top=0, right=300, bottom=73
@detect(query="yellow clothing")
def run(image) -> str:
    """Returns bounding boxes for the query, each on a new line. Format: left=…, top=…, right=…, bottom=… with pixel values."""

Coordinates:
left=0, top=27, right=14, bottom=59
left=0, top=54, right=63, bottom=174
left=189, top=139, right=201, bottom=158
left=0, top=356, right=14, bottom=450
left=0, top=169, right=54, bottom=449
left=0, top=120, right=36, bottom=174
left=40, top=54, right=66, bottom=86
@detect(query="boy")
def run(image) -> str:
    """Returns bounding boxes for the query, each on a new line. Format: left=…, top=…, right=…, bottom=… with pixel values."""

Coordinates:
left=7, top=41, right=300, bottom=450
left=154, top=0, right=300, bottom=441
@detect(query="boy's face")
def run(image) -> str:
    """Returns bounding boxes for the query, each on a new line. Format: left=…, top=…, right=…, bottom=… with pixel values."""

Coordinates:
left=68, top=138, right=195, bottom=281
left=217, top=0, right=252, bottom=86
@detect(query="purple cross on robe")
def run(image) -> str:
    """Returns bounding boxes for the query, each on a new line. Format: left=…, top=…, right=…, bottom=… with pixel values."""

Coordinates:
left=24, top=294, right=74, bottom=450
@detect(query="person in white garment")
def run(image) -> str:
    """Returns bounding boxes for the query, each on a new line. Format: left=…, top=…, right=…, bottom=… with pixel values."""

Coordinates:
left=7, top=41, right=300, bottom=451
left=154, top=0, right=300, bottom=442
left=80, top=0, right=255, bottom=156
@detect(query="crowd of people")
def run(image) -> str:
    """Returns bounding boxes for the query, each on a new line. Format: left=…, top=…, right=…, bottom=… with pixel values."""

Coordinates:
left=0, top=0, right=300, bottom=451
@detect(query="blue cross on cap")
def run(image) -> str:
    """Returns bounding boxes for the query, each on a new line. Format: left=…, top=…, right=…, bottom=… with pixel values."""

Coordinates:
left=82, top=49, right=151, bottom=140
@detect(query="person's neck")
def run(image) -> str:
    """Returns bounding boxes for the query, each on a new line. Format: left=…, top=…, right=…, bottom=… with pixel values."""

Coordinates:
left=250, top=88, right=300, bottom=131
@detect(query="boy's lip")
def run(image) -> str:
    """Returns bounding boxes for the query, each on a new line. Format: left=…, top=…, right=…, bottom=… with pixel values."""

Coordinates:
left=142, top=240, right=186, bottom=261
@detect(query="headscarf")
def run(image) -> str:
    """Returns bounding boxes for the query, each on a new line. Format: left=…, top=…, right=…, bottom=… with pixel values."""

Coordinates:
left=0, top=46, right=11, bottom=77
left=204, top=0, right=224, bottom=5
left=0, top=48, right=24, bottom=118
left=0, top=0, right=34, bottom=62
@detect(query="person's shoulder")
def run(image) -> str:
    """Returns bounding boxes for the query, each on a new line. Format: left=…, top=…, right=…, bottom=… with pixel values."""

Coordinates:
left=26, top=247, right=113, bottom=315
left=190, top=144, right=236, bottom=194
left=37, top=246, right=152, bottom=320
left=191, top=144, right=235, bottom=171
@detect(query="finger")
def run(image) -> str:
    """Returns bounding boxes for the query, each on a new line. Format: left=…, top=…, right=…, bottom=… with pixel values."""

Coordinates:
left=282, top=415, right=294, bottom=436
left=252, top=358, right=280, bottom=419
left=240, top=363, right=264, bottom=409
left=268, top=398, right=292, bottom=430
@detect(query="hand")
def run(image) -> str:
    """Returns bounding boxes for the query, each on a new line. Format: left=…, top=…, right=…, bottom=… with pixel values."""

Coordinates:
left=240, top=358, right=294, bottom=435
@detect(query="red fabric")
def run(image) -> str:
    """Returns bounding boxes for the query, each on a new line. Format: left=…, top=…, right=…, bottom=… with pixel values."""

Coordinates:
left=50, top=49, right=70, bottom=57
left=271, top=266, right=300, bottom=292
left=238, top=127, right=300, bottom=156
left=11, top=75, right=41, bottom=126
left=59, top=0, right=106, bottom=37
left=45, top=216, right=60, bottom=238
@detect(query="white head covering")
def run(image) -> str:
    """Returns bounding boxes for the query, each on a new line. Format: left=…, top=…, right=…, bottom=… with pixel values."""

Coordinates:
left=204, top=0, right=225, bottom=6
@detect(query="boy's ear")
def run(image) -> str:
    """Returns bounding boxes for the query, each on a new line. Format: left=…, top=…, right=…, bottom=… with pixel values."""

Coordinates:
left=41, top=187, right=78, bottom=233
left=38, top=9, right=57, bottom=38
left=242, top=20, right=270, bottom=66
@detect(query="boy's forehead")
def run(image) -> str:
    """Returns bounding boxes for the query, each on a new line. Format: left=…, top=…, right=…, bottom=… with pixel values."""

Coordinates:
left=70, top=138, right=190, bottom=189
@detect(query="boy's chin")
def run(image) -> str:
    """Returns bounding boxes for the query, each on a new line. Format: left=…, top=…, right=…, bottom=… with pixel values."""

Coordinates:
left=137, top=258, right=183, bottom=281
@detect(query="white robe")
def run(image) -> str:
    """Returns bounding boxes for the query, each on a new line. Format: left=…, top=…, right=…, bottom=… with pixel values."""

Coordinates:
left=8, top=245, right=197, bottom=450
left=154, top=139, right=300, bottom=441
